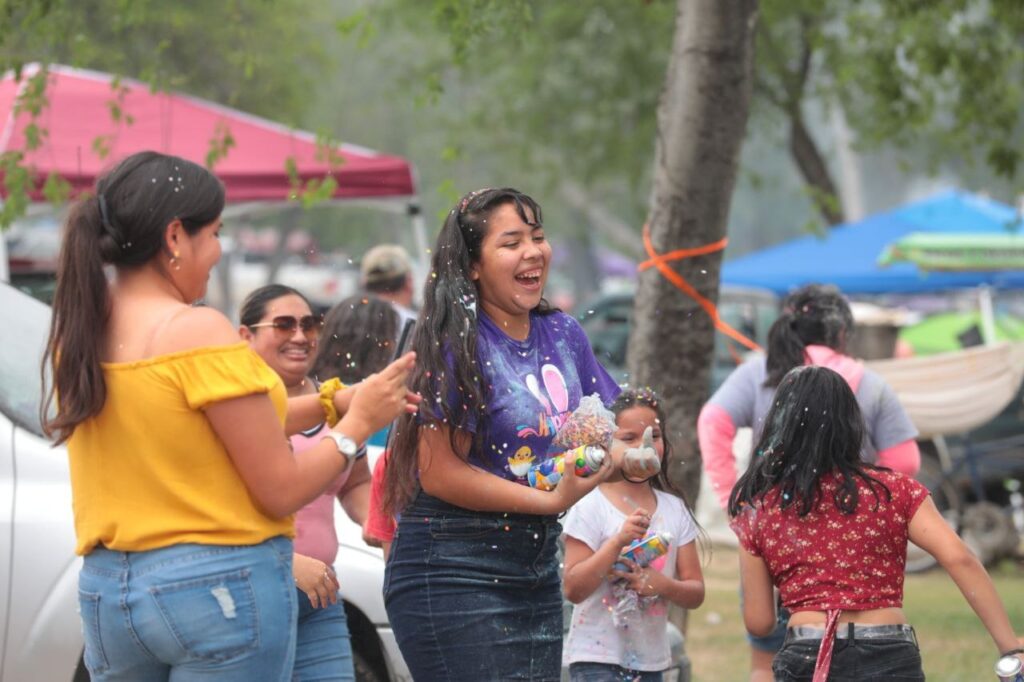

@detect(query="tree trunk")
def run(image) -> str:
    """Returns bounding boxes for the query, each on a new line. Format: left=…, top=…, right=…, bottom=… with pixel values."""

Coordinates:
left=790, top=114, right=844, bottom=226
left=627, top=0, right=758, bottom=506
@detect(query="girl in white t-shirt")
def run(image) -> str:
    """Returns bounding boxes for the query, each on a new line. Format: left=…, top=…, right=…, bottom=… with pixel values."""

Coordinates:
left=563, top=388, right=705, bottom=681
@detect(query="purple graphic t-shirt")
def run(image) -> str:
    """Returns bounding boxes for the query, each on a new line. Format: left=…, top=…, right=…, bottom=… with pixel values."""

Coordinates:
left=449, top=310, right=621, bottom=482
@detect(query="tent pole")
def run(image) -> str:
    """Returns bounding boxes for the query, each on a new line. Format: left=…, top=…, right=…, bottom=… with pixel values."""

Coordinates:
left=0, top=198, right=8, bottom=282
left=978, top=286, right=997, bottom=345
left=0, top=226, right=9, bottom=283
left=409, top=200, right=429, bottom=273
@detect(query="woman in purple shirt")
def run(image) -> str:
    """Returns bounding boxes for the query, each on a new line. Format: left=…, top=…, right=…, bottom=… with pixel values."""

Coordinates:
left=382, top=188, right=621, bottom=681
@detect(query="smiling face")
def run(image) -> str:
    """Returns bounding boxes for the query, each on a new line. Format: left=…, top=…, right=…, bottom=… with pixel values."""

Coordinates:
left=469, top=202, right=552, bottom=331
left=240, top=293, right=316, bottom=390
left=613, top=405, right=665, bottom=462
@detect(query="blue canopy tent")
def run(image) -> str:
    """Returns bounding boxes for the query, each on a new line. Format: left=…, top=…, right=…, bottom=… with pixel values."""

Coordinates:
left=721, top=190, right=1024, bottom=295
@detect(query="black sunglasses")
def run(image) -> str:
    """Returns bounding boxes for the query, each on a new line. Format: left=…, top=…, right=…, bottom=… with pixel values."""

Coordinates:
left=248, top=315, right=322, bottom=337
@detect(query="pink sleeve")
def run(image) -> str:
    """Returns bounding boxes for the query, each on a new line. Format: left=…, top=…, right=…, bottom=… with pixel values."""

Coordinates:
left=876, top=439, right=920, bottom=477
left=364, top=452, right=396, bottom=543
left=698, top=403, right=739, bottom=510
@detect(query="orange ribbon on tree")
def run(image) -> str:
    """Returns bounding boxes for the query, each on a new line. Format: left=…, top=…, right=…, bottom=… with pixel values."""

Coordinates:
left=639, top=223, right=762, bottom=353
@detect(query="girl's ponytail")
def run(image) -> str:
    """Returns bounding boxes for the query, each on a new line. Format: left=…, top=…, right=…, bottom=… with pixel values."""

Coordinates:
left=40, top=151, right=225, bottom=444
left=764, top=309, right=806, bottom=387
left=764, top=284, right=854, bottom=387
left=42, top=198, right=118, bottom=442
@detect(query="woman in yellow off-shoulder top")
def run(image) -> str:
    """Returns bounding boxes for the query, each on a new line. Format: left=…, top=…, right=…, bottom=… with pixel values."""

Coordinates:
left=41, top=151, right=419, bottom=682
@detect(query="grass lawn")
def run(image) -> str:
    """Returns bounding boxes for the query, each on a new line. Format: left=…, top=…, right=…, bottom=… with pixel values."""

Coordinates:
left=684, top=545, right=1024, bottom=681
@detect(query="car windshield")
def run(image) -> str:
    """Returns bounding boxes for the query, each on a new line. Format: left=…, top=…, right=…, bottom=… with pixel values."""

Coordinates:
left=0, top=282, right=50, bottom=436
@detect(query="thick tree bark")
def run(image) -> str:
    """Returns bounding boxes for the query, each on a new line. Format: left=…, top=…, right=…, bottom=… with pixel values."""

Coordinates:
left=791, top=114, right=844, bottom=226
left=627, top=0, right=758, bottom=506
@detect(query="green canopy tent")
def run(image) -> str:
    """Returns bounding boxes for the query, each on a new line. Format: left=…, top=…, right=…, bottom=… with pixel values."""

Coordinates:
left=879, top=231, right=1024, bottom=345
left=879, top=232, right=1024, bottom=272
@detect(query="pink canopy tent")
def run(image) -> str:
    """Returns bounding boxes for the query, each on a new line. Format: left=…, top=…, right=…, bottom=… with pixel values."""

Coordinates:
left=0, top=64, right=416, bottom=201
left=0, top=64, right=429, bottom=290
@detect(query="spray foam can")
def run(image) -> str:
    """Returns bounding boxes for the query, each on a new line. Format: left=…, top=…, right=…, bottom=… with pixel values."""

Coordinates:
left=996, top=655, right=1024, bottom=682
left=526, top=445, right=606, bottom=491
left=613, top=531, right=673, bottom=572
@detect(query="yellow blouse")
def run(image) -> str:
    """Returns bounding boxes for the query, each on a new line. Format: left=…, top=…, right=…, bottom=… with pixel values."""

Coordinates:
left=67, top=342, right=293, bottom=555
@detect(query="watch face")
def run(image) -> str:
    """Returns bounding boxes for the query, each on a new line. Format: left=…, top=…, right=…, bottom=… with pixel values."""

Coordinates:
left=338, top=435, right=358, bottom=457
left=326, top=432, right=358, bottom=457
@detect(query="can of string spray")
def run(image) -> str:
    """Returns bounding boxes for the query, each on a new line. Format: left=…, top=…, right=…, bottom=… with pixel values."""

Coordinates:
left=995, top=654, right=1024, bottom=682
left=526, top=445, right=606, bottom=491
left=613, top=531, right=673, bottom=572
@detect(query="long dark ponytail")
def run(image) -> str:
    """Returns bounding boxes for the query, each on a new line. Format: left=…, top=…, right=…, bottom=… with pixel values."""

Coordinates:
left=382, top=187, right=555, bottom=514
left=764, top=284, right=855, bottom=387
left=41, top=151, right=225, bottom=443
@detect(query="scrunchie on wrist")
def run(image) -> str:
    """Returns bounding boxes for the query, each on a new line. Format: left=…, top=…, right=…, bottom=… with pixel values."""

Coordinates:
left=318, top=378, right=346, bottom=427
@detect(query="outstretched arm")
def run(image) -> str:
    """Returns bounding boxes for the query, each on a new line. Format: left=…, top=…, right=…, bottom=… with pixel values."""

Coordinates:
left=909, top=497, right=1020, bottom=655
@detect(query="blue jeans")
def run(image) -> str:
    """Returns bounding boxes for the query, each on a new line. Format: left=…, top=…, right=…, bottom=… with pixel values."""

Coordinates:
left=569, top=662, right=664, bottom=681
left=78, top=536, right=297, bottom=682
left=384, top=491, right=564, bottom=681
left=293, top=587, right=355, bottom=681
left=773, top=637, right=924, bottom=681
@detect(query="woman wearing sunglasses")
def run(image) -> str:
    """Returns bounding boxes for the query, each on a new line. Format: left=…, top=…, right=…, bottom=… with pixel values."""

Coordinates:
left=240, top=284, right=372, bottom=682
left=42, top=151, right=419, bottom=682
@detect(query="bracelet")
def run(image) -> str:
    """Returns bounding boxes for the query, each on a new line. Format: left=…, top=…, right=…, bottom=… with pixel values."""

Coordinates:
left=1001, top=647, right=1024, bottom=657
left=318, top=378, right=345, bottom=427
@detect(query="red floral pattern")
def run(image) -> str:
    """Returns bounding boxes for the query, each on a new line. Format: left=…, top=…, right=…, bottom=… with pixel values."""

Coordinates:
left=730, top=470, right=929, bottom=613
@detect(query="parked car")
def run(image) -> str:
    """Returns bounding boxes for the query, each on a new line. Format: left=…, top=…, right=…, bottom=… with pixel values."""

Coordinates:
left=0, top=282, right=406, bottom=682
left=575, top=285, right=780, bottom=390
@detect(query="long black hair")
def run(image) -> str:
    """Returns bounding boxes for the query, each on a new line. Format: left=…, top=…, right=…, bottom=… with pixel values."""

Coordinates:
left=382, top=187, right=556, bottom=514
left=42, top=151, right=225, bottom=443
left=728, top=365, right=891, bottom=518
left=312, top=294, right=399, bottom=384
left=764, top=284, right=855, bottom=387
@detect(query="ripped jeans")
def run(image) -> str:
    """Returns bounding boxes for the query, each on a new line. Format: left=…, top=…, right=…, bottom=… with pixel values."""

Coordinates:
left=78, top=536, right=297, bottom=682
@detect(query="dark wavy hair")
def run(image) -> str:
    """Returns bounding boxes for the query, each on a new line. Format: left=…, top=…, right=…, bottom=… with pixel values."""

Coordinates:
left=382, top=187, right=556, bottom=514
left=238, top=284, right=311, bottom=327
left=728, top=365, right=891, bottom=518
left=42, top=151, right=225, bottom=443
left=764, top=284, right=855, bottom=387
left=312, top=294, right=399, bottom=384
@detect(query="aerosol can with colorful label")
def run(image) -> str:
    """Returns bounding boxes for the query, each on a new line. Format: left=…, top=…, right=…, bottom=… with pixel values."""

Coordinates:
left=613, top=531, right=673, bottom=573
left=526, top=445, right=606, bottom=491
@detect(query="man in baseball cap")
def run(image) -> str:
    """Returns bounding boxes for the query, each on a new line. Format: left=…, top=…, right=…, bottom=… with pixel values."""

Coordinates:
left=360, top=244, right=416, bottom=328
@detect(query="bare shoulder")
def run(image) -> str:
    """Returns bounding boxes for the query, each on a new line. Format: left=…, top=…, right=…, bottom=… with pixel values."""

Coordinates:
left=151, top=305, right=241, bottom=355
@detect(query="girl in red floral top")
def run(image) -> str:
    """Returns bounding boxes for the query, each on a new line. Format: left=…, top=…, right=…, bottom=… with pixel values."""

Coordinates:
left=729, top=366, right=1022, bottom=682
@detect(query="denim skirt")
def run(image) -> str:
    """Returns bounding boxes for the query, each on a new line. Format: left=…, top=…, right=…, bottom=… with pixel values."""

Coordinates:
left=384, top=491, right=564, bottom=681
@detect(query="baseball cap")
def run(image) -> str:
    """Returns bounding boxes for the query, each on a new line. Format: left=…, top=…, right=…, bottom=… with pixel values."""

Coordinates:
left=361, top=244, right=412, bottom=285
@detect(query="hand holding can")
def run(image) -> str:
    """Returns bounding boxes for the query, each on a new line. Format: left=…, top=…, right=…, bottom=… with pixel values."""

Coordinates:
left=526, top=445, right=606, bottom=491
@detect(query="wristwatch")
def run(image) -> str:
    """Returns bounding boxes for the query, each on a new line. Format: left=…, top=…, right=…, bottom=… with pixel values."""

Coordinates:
left=321, top=432, right=361, bottom=464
